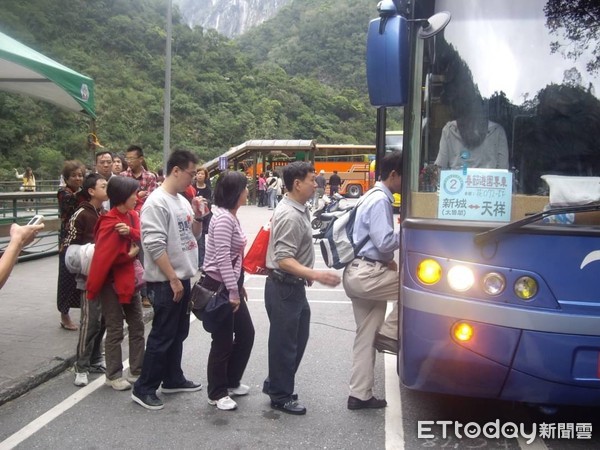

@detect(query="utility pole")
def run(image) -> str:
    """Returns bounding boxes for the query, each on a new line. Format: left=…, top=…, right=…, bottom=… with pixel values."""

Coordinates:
left=163, top=0, right=172, bottom=171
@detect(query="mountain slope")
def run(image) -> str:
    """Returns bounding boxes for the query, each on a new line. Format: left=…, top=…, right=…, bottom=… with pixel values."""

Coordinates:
left=0, top=0, right=379, bottom=179
left=237, top=0, right=376, bottom=92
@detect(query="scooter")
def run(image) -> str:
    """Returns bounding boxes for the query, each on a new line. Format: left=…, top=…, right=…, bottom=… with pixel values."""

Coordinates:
left=312, top=193, right=353, bottom=239
left=311, top=193, right=348, bottom=230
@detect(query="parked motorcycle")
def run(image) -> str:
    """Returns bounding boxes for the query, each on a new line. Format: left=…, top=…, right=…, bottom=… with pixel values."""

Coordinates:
left=311, top=193, right=352, bottom=238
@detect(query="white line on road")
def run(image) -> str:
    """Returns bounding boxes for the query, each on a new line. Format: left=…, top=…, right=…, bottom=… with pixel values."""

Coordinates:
left=244, top=286, right=347, bottom=293
left=385, top=353, right=404, bottom=450
left=0, top=361, right=130, bottom=450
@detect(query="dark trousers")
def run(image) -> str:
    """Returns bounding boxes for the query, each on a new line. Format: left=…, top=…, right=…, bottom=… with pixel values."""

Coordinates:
left=197, top=233, right=207, bottom=269
left=264, top=277, right=310, bottom=403
left=134, top=279, right=191, bottom=395
left=207, top=298, right=255, bottom=400
left=258, top=190, right=266, bottom=207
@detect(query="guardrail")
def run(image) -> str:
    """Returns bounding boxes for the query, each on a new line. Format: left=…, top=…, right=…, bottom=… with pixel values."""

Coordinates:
left=0, top=191, right=60, bottom=261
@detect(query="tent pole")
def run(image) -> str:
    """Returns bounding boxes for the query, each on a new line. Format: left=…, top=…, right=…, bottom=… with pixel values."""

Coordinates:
left=88, top=120, right=98, bottom=168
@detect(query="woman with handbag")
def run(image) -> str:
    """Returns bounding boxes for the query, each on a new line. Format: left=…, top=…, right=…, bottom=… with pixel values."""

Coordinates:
left=86, top=176, right=145, bottom=391
left=202, top=171, right=255, bottom=411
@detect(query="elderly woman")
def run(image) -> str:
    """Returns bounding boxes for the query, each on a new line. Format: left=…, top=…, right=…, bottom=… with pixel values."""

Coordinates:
left=202, top=171, right=255, bottom=411
left=56, top=160, right=85, bottom=330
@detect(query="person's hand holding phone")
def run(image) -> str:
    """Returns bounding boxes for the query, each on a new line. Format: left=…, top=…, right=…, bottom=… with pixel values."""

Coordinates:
left=11, top=223, right=44, bottom=248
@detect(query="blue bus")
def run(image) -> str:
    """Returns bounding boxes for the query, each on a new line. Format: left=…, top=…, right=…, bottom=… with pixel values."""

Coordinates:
left=367, top=0, right=600, bottom=407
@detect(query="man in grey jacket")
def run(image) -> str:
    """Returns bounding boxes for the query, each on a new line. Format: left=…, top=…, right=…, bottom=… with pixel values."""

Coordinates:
left=132, top=150, right=204, bottom=410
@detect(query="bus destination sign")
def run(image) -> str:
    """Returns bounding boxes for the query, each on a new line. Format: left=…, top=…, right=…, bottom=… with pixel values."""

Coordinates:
left=437, top=169, right=513, bottom=222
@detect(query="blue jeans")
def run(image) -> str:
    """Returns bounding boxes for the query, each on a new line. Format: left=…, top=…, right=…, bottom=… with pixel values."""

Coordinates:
left=134, top=279, right=191, bottom=395
left=264, top=277, right=310, bottom=403
left=267, top=189, right=277, bottom=209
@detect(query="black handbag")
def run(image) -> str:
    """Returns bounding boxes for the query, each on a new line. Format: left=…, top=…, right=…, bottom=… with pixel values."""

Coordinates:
left=190, top=276, right=223, bottom=320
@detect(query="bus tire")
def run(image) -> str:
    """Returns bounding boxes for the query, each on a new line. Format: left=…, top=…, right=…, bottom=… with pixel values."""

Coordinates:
left=347, top=184, right=362, bottom=198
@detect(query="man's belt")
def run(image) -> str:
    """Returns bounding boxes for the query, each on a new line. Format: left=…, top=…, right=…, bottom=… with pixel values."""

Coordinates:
left=268, top=269, right=306, bottom=286
left=357, top=255, right=387, bottom=265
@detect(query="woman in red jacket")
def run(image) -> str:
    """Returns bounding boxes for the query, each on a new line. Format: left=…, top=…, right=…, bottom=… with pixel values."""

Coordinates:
left=86, top=176, right=145, bottom=391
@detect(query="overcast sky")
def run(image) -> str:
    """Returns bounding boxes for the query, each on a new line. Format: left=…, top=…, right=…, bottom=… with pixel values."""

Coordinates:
left=437, top=0, right=599, bottom=104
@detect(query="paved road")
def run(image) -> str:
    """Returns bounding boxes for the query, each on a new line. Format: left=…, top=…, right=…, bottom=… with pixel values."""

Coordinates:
left=1, top=204, right=600, bottom=449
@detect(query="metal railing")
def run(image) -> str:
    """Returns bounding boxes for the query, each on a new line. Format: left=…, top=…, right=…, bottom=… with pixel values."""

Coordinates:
left=0, top=191, right=60, bottom=260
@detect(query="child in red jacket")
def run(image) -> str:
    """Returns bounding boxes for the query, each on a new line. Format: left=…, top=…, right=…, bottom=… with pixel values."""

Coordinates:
left=86, top=176, right=145, bottom=391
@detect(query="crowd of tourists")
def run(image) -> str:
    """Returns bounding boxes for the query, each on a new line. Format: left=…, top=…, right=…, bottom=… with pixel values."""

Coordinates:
left=49, top=148, right=401, bottom=415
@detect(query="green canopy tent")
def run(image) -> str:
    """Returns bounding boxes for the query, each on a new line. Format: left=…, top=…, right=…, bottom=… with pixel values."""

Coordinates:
left=0, top=30, right=95, bottom=118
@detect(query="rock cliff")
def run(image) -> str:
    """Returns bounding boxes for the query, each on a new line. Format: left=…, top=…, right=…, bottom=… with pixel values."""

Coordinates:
left=175, top=0, right=292, bottom=37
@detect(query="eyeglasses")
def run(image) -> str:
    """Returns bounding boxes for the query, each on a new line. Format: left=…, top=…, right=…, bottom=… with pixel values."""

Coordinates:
left=180, top=168, right=196, bottom=178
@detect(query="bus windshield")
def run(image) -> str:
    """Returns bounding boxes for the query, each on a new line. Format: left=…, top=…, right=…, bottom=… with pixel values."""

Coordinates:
left=409, top=0, right=600, bottom=226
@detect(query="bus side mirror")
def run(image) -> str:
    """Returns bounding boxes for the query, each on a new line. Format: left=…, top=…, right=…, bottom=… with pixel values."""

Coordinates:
left=366, top=10, right=451, bottom=107
left=366, top=14, right=409, bottom=107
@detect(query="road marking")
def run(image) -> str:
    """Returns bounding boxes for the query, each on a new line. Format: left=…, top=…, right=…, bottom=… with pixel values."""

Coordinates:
left=385, top=354, right=404, bottom=450
left=383, top=300, right=404, bottom=450
left=0, top=361, right=130, bottom=450
left=244, top=286, right=347, bottom=293
left=247, top=298, right=351, bottom=304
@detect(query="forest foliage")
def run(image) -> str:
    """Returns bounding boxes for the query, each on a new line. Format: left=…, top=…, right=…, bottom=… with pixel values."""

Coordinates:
left=0, top=0, right=391, bottom=180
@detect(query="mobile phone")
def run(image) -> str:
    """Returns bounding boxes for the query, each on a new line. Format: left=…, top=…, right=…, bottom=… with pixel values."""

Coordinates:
left=27, top=215, right=44, bottom=226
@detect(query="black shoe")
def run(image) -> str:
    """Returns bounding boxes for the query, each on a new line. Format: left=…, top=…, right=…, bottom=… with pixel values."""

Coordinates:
left=132, top=390, right=164, bottom=410
left=347, top=396, right=387, bottom=410
left=374, top=332, right=398, bottom=354
left=271, top=400, right=307, bottom=415
left=161, top=380, right=203, bottom=393
left=89, top=362, right=106, bottom=374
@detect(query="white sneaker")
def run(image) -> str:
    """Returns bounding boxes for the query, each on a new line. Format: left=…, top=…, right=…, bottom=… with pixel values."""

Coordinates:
left=126, top=372, right=139, bottom=384
left=105, top=377, right=132, bottom=391
left=74, top=372, right=88, bottom=387
left=208, top=395, right=237, bottom=410
left=228, top=384, right=250, bottom=397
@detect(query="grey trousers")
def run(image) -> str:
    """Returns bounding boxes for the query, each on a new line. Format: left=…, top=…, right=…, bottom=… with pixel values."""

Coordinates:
left=342, top=258, right=399, bottom=400
left=98, top=285, right=145, bottom=380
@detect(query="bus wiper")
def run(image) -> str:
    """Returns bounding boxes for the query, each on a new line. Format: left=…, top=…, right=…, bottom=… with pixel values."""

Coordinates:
left=474, top=203, right=600, bottom=245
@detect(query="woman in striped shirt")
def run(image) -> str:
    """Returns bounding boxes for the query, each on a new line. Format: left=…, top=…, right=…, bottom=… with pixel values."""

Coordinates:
left=202, top=171, right=255, bottom=411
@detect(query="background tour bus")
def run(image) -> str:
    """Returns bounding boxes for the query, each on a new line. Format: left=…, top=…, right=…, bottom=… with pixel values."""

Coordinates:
left=367, top=0, right=600, bottom=408
left=313, top=145, right=374, bottom=198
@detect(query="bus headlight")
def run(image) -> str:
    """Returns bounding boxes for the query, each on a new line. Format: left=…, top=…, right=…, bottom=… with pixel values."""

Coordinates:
left=447, top=265, right=474, bottom=292
left=514, top=276, right=538, bottom=300
left=452, top=322, right=474, bottom=342
left=483, top=272, right=506, bottom=296
left=417, top=259, right=442, bottom=285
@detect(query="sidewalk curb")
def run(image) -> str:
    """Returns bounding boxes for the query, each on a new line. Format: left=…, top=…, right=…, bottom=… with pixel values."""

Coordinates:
left=0, top=308, right=154, bottom=407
